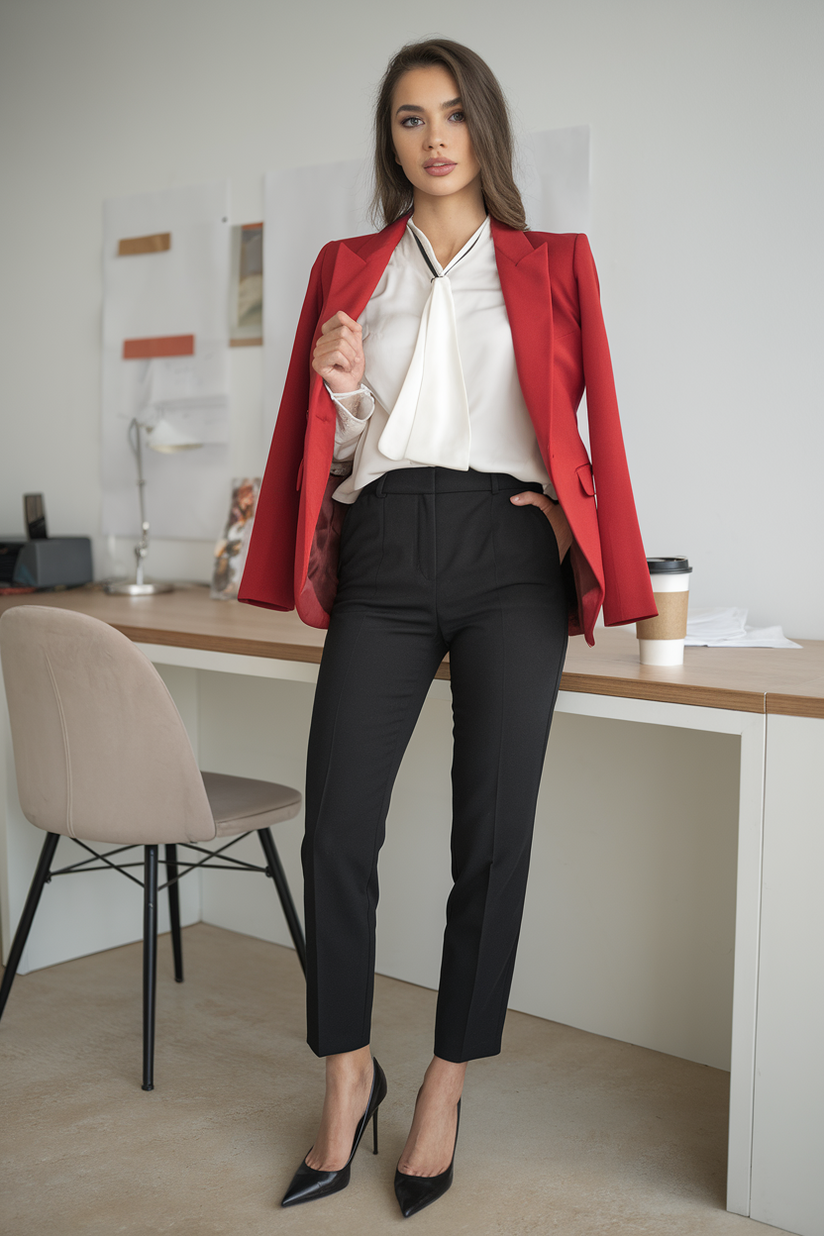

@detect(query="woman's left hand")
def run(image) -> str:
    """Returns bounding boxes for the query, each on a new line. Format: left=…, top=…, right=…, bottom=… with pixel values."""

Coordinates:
left=510, top=491, right=573, bottom=561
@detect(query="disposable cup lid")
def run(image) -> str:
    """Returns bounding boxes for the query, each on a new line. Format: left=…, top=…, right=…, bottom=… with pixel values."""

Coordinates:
left=647, top=557, right=692, bottom=575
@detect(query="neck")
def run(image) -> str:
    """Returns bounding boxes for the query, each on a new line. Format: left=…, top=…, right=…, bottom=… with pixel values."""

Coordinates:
left=411, top=183, right=487, bottom=267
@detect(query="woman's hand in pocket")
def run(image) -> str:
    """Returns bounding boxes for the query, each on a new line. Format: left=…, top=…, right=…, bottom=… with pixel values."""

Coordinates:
left=510, top=491, right=573, bottom=560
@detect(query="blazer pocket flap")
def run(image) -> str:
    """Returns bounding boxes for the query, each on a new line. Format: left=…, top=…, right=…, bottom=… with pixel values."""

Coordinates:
left=576, top=463, right=595, bottom=497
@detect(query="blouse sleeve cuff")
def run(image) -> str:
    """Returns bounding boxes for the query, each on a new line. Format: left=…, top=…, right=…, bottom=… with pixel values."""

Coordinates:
left=326, top=383, right=375, bottom=424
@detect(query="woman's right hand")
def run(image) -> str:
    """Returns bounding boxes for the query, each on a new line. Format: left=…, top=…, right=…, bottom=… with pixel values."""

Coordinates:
left=312, top=311, right=365, bottom=395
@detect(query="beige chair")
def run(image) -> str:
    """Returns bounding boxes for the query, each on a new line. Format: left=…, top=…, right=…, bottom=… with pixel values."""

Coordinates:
left=0, top=605, right=305, bottom=1090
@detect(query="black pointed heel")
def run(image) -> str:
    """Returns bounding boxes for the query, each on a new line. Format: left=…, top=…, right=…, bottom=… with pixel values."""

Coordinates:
left=281, top=1058, right=387, bottom=1207
left=394, top=1098, right=461, bottom=1219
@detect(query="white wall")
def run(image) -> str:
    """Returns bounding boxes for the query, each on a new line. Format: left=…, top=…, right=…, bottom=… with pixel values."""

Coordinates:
left=1, top=0, right=822, bottom=633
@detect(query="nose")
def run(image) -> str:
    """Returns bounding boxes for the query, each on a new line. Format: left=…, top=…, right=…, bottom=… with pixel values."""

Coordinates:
left=425, top=119, right=446, bottom=148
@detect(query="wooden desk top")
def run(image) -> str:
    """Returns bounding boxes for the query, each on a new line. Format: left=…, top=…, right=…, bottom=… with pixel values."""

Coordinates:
left=1, top=586, right=822, bottom=718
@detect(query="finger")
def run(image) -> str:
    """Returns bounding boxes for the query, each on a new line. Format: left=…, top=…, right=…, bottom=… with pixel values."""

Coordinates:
left=316, top=327, right=363, bottom=360
left=510, top=490, right=549, bottom=511
left=314, top=345, right=357, bottom=373
left=315, top=331, right=357, bottom=359
left=321, top=311, right=362, bottom=336
left=314, top=333, right=356, bottom=357
left=319, top=330, right=361, bottom=359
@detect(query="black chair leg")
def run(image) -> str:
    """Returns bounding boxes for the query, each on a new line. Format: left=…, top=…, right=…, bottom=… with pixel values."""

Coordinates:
left=165, top=844, right=183, bottom=983
left=0, top=832, right=60, bottom=1021
left=257, top=828, right=306, bottom=975
left=142, top=845, right=159, bottom=1091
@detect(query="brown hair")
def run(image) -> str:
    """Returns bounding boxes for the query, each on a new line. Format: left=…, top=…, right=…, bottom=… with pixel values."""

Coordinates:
left=372, top=39, right=527, bottom=231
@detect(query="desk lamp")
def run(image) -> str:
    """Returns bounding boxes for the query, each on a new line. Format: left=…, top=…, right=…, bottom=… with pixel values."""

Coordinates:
left=105, top=415, right=201, bottom=596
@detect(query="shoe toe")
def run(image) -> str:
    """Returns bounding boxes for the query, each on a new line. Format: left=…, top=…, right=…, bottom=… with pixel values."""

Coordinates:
left=281, top=1161, right=351, bottom=1207
left=394, top=1165, right=454, bottom=1218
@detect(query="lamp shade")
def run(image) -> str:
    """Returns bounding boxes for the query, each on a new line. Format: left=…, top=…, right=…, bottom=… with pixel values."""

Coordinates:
left=146, top=416, right=202, bottom=453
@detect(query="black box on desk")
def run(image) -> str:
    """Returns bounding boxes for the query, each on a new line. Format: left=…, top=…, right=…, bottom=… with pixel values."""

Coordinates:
left=0, top=540, right=25, bottom=585
left=12, top=538, right=93, bottom=588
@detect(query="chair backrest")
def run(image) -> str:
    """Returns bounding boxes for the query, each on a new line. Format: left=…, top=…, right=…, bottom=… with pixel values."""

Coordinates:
left=0, top=606, right=216, bottom=845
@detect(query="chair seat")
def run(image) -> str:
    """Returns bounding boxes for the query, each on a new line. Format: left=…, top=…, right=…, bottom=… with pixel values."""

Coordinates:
left=201, top=771, right=302, bottom=838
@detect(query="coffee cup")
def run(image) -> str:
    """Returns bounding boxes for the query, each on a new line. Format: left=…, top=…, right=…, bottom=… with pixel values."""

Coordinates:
left=636, top=558, right=692, bottom=666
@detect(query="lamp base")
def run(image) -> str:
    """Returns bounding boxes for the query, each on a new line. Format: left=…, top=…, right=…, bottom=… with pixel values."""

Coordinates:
left=104, top=580, right=174, bottom=596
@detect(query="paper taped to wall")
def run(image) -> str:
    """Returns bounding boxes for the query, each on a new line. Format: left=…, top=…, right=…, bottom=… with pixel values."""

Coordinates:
left=122, top=334, right=195, bottom=359
left=102, top=182, right=231, bottom=541
left=117, top=232, right=172, bottom=256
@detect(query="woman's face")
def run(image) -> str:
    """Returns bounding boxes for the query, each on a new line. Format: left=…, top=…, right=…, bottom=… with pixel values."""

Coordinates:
left=390, top=65, right=482, bottom=205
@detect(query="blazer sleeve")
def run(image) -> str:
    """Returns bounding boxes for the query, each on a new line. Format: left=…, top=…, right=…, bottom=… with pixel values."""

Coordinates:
left=238, top=245, right=329, bottom=610
left=574, top=234, right=656, bottom=626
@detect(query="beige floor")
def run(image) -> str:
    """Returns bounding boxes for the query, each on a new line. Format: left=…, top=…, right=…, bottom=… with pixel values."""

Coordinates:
left=0, top=924, right=793, bottom=1236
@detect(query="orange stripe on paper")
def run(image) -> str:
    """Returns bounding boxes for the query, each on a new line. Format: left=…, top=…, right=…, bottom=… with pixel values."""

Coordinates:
left=122, top=334, right=195, bottom=360
left=118, top=232, right=171, bottom=256
left=242, top=222, right=263, bottom=231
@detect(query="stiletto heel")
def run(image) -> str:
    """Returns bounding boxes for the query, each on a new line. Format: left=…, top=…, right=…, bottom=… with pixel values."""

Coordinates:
left=281, top=1058, right=388, bottom=1207
left=394, top=1098, right=461, bottom=1219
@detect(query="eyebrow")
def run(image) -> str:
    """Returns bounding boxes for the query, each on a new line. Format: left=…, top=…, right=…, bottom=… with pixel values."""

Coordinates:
left=395, top=97, right=462, bottom=115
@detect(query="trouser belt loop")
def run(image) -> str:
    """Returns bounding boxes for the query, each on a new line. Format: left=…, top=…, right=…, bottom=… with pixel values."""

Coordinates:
left=375, top=475, right=387, bottom=497
left=491, top=474, right=500, bottom=494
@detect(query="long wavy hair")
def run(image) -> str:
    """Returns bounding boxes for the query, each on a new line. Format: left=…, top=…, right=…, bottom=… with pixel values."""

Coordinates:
left=372, top=39, right=527, bottom=231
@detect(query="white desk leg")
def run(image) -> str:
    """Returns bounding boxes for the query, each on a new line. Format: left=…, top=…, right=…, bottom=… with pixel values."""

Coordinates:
left=749, top=714, right=824, bottom=1236
left=726, top=711, right=767, bottom=1217
left=557, top=688, right=767, bottom=1219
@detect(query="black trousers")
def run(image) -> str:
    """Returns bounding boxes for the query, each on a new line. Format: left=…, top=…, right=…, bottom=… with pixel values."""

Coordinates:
left=302, top=467, right=569, bottom=1063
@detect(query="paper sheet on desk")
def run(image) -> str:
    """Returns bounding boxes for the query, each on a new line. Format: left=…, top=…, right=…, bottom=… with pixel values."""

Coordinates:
left=685, top=607, right=801, bottom=648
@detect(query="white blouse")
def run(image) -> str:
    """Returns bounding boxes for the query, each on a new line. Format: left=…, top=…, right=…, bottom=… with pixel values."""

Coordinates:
left=329, top=217, right=555, bottom=503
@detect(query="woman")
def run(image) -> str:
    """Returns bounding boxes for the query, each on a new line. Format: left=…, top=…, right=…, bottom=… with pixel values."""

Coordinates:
left=240, top=38, right=655, bottom=1218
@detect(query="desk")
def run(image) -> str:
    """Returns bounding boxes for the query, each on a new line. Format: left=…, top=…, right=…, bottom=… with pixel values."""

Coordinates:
left=1, top=587, right=822, bottom=1236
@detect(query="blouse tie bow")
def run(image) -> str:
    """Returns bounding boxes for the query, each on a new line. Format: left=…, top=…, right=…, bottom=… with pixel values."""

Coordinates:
left=378, top=229, right=478, bottom=470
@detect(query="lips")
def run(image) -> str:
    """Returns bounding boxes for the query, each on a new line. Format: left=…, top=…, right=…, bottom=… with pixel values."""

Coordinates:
left=423, top=159, right=456, bottom=176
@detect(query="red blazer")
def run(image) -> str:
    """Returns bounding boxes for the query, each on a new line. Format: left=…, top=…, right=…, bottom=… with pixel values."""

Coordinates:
left=239, top=215, right=656, bottom=646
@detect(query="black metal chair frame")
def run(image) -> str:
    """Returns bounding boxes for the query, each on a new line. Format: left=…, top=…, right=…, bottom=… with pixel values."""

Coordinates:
left=0, top=827, right=306, bottom=1091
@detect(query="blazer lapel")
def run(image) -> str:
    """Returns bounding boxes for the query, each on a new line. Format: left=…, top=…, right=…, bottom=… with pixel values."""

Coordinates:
left=492, top=219, right=554, bottom=453
left=307, top=215, right=408, bottom=423
left=320, top=215, right=409, bottom=324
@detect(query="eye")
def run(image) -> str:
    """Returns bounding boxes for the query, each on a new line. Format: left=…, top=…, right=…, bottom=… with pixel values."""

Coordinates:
left=448, top=110, right=466, bottom=123
left=400, top=115, right=423, bottom=127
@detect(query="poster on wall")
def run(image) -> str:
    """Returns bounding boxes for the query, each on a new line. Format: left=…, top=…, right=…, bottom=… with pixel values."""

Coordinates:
left=262, top=127, right=590, bottom=436
left=101, top=181, right=231, bottom=540
left=229, top=223, right=263, bottom=346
